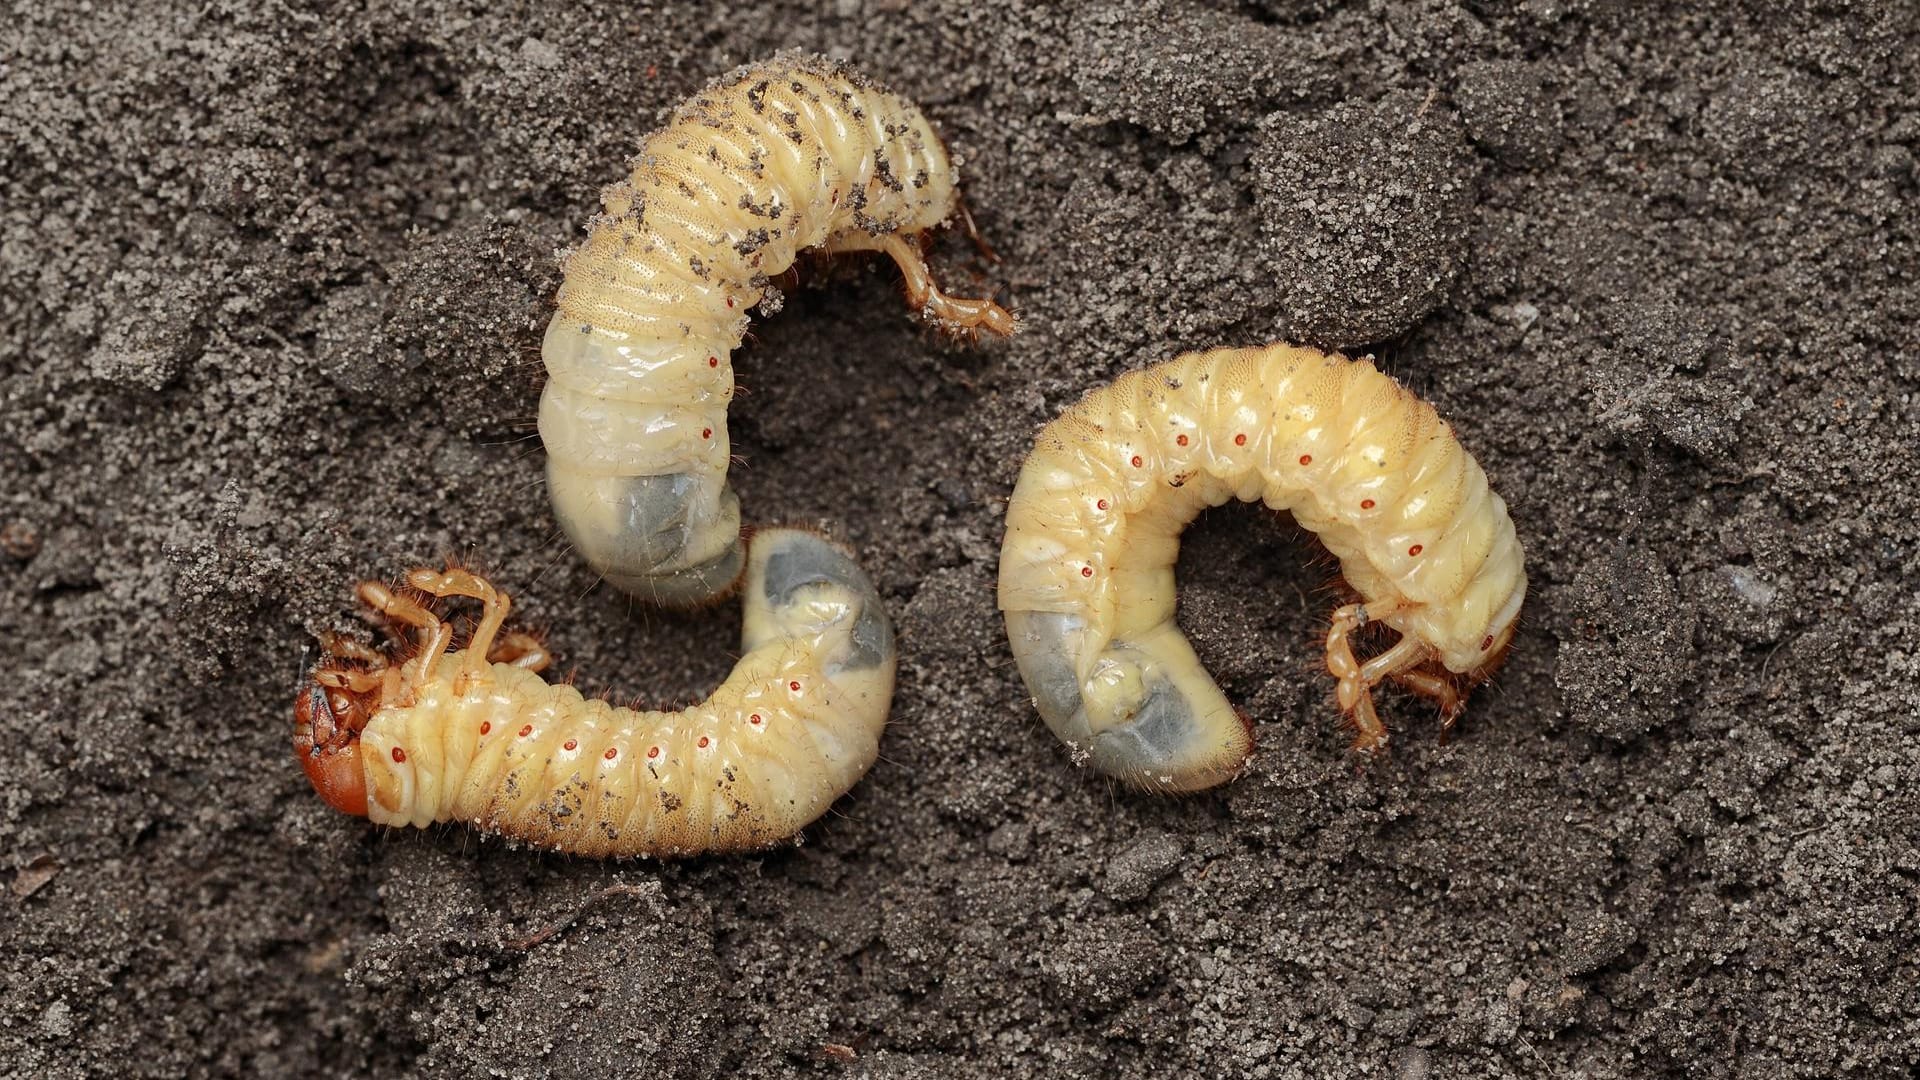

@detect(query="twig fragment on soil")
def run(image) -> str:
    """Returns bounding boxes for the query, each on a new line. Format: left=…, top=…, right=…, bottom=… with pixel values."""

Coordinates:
left=506, top=883, right=653, bottom=951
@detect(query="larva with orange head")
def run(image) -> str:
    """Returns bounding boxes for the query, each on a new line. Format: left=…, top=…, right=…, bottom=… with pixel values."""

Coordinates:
left=542, top=54, right=1015, bottom=606
left=292, top=529, right=894, bottom=857
left=998, top=345, right=1527, bottom=792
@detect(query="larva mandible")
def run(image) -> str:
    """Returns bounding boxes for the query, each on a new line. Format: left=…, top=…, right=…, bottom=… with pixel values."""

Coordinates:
left=292, top=529, right=895, bottom=858
left=997, top=344, right=1528, bottom=792
left=541, top=54, right=1015, bottom=606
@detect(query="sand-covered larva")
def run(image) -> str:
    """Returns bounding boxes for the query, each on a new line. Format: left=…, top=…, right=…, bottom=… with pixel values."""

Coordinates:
left=542, top=54, right=1015, bottom=605
left=292, top=529, right=895, bottom=857
left=998, top=344, right=1527, bottom=792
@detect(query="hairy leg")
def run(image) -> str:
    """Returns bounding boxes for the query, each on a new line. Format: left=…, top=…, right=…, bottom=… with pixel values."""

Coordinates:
left=489, top=631, right=552, bottom=673
left=825, top=231, right=1016, bottom=336
left=358, top=580, right=452, bottom=689
left=1325, top=603, right=1389, bottom=754
left=1360, top=636, right=1430, bottom=686
left=406, top=567, right=513, bottom=690
left=1392, top=666, right=1466, bottom=733
left=318, top=631, right=386, bottom=668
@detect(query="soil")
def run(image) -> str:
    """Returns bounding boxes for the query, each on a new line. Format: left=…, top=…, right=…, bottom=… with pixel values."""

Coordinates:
left=4, top=1, right=1918, bottom=1077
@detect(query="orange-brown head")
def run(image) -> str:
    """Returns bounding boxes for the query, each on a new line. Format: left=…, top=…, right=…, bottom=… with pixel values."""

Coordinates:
left=291, top=679, right=376, bottom=816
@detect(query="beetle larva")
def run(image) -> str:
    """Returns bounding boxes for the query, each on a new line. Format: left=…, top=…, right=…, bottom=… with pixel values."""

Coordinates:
left=998, top=345, right=1527, bottom=792
left=292, top=529, right=895, bottom=858
left=542, top=54, right=1016, bottom=606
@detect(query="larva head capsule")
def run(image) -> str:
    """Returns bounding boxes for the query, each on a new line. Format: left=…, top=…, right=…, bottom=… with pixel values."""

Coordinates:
left=291, top=678, right=373, bottom=816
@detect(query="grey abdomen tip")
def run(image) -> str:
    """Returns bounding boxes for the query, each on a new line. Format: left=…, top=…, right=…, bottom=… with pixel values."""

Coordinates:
left=550, top=467, right=746, bottom=606
left=752, top=529, right=894, bottom=672
left=1003, top=610, right=1250, bottom=792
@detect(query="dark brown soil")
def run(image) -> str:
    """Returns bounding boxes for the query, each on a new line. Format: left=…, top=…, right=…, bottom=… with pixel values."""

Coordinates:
left=3, top=1, right=1917, bottom=1076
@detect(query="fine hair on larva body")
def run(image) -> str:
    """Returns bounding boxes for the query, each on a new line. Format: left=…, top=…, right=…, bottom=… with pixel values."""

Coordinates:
left=541, top=54, right=1015, bottom=606
left=292, top=529, right=895, bottom=858
left=998, top=344, right=1528, bottom=792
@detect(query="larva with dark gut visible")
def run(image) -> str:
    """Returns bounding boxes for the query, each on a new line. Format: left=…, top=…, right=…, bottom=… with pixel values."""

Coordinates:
left=998, top=344, right=1528, bottom=792
left=542, top=54, right=1015, bottom=606
left=292, top=529, right=894, bottom=858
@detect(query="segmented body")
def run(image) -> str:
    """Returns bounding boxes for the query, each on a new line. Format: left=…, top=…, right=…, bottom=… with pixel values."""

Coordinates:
left=541, top=54, right=1012, bottom=605
left=294, top=530, right=894, bottom=857
left=998, top=345, right=1527, bottom=791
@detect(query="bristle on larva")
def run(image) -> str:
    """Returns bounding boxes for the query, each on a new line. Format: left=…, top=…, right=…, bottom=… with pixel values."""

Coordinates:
left=541, top=54, right=1014, bottom=606
left=292, top=529, right=896, bottom=858
left=997, top=344, right=1527, bottom=791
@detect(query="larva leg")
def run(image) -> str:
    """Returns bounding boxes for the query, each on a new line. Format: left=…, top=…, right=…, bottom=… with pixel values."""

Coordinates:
left=489, top=631, right=552, bottom=673
left=834, top=233, right=1016, bottom=336
left=406, top=567, right=510, bottom=672
left=1392, top=667, right=1466, bottom=732
left=884, top=234, right=1017, bottom=335
left=1359, top=636, right=1431, bottom=686
left=351, top=597, right=424, bottom=651
left=405, top=567, right=518, bottom=691
left=1326, top=602, right=1398, bottom=755
left=358, top=581, right=438, bottom=632
left=1364, top=637, right=1466, bottom=733
left=358, top=581, right=453, bottom=688
left=317, top=630, right=387, bottom=669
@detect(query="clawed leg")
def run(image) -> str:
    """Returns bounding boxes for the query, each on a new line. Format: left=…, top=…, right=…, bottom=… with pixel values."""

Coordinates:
left=1327, top=602, right=1463, bottom=755
left=318, top=630, right=386, bottom=668
left=827, top=230, right=1016, bottom=336
left=359, top=566, right=545, bottom=693
left=406, top=567, right=511, bottom=690
left=1326, top=603, right=1390, bottom=754
left=358, top=580, right=452, bottom=687
left=1392, top=666, right=1466, bottom=734
left=489, top=631, right=552, bottom=673
left=880, top=234, right=1016, bottom=335
left=1329, top=601, right=1446, bottom=754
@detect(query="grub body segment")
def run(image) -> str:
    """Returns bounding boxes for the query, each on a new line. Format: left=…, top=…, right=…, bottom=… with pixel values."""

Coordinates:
left=293, top=530, right=895, bottom=858
left=541, top=55, right=1009, bottom=605
left=999, top=344, right=1527, bottom=790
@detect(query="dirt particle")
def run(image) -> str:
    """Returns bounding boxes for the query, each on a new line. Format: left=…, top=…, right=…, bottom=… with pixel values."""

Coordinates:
left=1040, top=913, right=1167, bottom=1011
left=1100, top=829, right=1184, bottom=901
left=0, top=522, right=40, bottom=561
left=1561, top=910, right=1636, bottom=977
left=10, top=854, right=60, bottom=900
left=1554, top=546, right=1696, bottom=740
left=1453, top=60, right=1564, bottom=166
left=1255, top=92, right=1478, bottom=347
